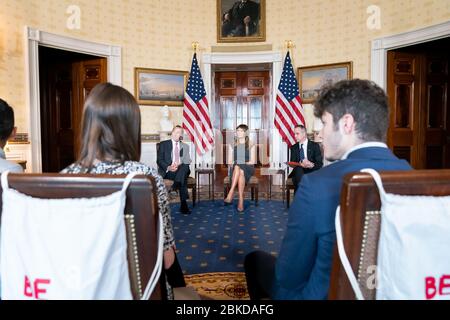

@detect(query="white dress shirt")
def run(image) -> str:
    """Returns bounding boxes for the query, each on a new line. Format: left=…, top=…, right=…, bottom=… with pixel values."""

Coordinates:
left=298, top=139, right=309, bottom=162
left=171, top=139, right=182, bottom=164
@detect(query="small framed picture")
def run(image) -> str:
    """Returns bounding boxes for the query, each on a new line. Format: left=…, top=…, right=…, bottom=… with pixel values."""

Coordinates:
left=298, top=62, right=353, bottom=103
left=217, top=0, right=266, bottom=43
left=134, top=68, right=188, bottom=106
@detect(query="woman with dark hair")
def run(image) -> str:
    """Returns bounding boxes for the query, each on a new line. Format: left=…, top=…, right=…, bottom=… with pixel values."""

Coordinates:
left=61, top=82, right=185, bottom=299
left=224, top=124, right=256, bottom=212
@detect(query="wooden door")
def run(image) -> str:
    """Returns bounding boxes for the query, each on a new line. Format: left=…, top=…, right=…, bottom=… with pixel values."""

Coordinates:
left=387, top=51, right=422, bottom=167
left=72, top=58, right=108, bottom=157
left=387, top=49, right=450, bottom=169
left=422, top=54, right=450, bottom=168
left=215, top=71, right=270, bottom=167
left=40, top=61, right=75, bottom=172
left=40, top=56, right=107, bottom=172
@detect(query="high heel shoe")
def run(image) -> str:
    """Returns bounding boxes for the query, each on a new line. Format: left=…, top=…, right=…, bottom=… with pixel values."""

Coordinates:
left=224, top=199, right=232, bottom=206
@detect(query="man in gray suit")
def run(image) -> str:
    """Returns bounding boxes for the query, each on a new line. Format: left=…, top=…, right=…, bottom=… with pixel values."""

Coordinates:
left=0, top=98, right=23, bottom=174
left=157, top=125, right=192, bottom=214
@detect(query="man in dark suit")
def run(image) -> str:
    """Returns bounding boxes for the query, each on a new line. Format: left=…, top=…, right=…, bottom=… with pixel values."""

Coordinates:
left=222, top=0, right=260, bottom=37
left=244, top=79, right=412, bottom=299
left=157, top=125, right=192, bottom=214
left=288, top=124, right=323, bottom=193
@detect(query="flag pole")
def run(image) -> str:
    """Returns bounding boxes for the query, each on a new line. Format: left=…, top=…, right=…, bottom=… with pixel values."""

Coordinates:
left=191, top=41, right=213, bottom=169
left=285, top=40, right=294, bottom=63
left=191, top=41, right=199, bottom=170
left=285, top=40, right=294, bottom=52
left=285, top=40, right=294, bottom=172
left=192, top=41, right=199, bottom=54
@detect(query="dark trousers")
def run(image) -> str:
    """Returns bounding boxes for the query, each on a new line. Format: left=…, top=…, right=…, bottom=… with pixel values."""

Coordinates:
left=244, top=250, right=276, bottom=300
left=291, top=166, right=305, bottom=193
left=164, top=164, right=190, bottom=202
left=165, top=254, right=186, bottom=288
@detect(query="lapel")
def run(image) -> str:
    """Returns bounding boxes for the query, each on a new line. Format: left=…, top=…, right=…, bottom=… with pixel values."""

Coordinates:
left=307, top=140, right=312, bottom=158
left=291, top=143, right=299, bottom=160
left=167, top=140, right=173, bottom=162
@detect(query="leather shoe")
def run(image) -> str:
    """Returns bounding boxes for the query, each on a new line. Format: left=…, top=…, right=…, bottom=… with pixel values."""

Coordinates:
left=180, top=201, right=191, bottom=215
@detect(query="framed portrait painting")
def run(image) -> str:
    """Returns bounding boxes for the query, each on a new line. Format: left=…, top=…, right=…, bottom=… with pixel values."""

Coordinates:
left=217, top=0, right=266, bottom=43
left=297, top=62, right=353, bottom=104
left=134, top=68, right=188, bottom=106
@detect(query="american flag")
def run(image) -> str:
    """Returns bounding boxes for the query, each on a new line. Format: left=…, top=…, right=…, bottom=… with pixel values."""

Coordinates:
left=183, top=53, right=214, bottom=155
left=274, top=52, right=306, bottom=147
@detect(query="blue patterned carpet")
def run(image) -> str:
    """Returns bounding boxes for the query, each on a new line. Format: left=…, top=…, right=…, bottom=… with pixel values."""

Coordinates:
left=171, top=200, right=289, bottom=275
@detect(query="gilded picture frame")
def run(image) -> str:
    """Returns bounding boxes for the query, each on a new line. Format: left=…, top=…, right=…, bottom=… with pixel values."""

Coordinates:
left=217, top=0, right=266, bottom=43
left=297, top=62, right=353, bottom=104
left=134, top=68, right=188, bottom=106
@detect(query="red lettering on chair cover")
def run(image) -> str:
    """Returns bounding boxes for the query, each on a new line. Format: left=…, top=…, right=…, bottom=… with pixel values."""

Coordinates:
left=426, top=275, right=450, bottom=300
left=23, top=276, right=51, bottom=299
left=438, top=275, right=450, bottom=296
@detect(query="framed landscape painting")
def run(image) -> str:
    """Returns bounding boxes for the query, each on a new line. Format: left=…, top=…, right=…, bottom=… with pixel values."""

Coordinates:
left=134, top=68, right=188, bottom=106
left=298, top=62, right=353, bottom=104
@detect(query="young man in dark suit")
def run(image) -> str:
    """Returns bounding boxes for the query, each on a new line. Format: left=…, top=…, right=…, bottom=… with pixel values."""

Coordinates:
left=244, top=79, right=412, bottom=300
left=157, top=125, right=192, bottom=214
left=288, top=124, right=323, bottom=193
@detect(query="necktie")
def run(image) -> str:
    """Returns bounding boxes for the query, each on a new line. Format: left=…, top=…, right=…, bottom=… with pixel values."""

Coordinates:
left=299, top=144, right=305, bottom=162
left=174, top=142, right=180, bottom=164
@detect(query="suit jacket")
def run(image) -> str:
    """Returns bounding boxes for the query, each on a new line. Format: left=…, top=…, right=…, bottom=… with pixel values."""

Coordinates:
left=289, top=140, right=323, bottom=176
left=156, top=139, right=191, bottom=177
left=226, top=0, right=260, bottom=26
left=272, top=147, right=412, bottom=300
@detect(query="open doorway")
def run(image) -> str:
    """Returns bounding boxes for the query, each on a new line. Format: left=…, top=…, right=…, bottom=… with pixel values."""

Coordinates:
left=211, top=63, right=272, bottom=193
left=39, top=46, right=107, bottom=172
left=387, top=37, right=450, bottom=169
left=213, top=63, right=272, bottom=168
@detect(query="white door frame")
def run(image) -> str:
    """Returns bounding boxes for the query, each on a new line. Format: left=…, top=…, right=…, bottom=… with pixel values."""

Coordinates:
left=371, top=20, right=450, bottom=89
left=25, top=26, right=122, bottom=172
left=201, top=50, right=285, bottom=171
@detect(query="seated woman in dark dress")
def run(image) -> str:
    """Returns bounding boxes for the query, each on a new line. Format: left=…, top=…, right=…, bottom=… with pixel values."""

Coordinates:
left=224, top=124, right=256, bottom=212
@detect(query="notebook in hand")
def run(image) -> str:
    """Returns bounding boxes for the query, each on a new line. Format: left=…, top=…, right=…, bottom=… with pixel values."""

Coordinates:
left=286, top=161, right=302, bottom=167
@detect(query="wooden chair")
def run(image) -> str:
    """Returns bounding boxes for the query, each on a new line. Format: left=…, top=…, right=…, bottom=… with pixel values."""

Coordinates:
left=285, top=178, right=295, bottom=208
left=0, top=173, right=165, bottom=300
left=223, top=169, right=259, bottom=206
left=156, top=142, right=196, bottom=206
left=328, top=169, right=450, bottom=300
left=163, top=177, right=197, bottom=206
